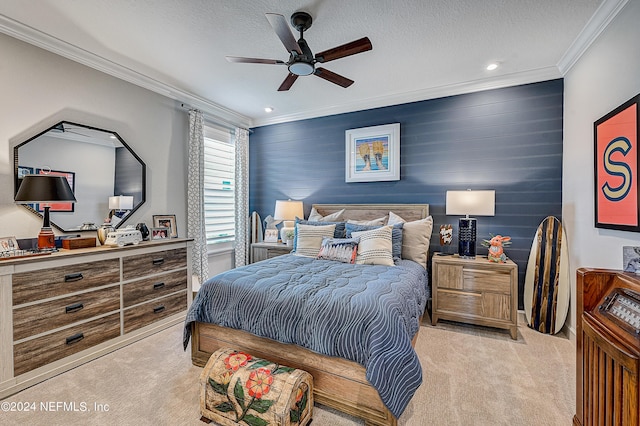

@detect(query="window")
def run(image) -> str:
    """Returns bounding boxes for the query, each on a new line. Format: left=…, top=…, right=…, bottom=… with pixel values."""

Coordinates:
left=203, top=126, right=234, bottom=247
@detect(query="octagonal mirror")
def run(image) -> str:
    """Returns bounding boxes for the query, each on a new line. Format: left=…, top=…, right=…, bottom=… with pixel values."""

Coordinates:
left=14, top=121, right=146, bottom=232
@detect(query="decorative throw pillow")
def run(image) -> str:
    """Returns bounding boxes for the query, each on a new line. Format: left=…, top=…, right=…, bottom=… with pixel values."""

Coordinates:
left=350, top=225, right=394, bottom=266
left=293, top=224, right=336, bottom=258
left=293, top=218, right=346, bottom=251
left=388, top=212, right=433, bottom=269
left=345, top=222, right=403, bottom=260
left=317, top=237, right=359, bottom=264
left=346, top=216, right=387, bottom=226
left=308, top=207, right=345, bottom=222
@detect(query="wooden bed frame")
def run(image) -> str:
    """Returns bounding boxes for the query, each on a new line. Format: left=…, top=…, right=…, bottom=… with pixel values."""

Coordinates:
left=191, top=204, right=430, bottom=426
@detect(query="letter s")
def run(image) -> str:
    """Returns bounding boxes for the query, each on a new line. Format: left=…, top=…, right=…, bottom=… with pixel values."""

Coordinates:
left=602, top=136, right=633, bottom=201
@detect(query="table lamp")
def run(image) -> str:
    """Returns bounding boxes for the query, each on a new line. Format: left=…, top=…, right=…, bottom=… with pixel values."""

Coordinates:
left=15, top=174, right=77, bottom=249
left=273, top=199, right=304, bottom=243
left=446, top=190, right=495, bottom=258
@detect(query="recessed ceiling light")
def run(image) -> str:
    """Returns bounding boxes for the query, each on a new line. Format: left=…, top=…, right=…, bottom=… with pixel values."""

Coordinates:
left=264, top=107, right=274, bottom=113
left=486, top=63, right=499, bottom=71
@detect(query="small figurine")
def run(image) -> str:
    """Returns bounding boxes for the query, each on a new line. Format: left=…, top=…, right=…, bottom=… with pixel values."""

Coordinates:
left=482, top=234, right=512, bottom=263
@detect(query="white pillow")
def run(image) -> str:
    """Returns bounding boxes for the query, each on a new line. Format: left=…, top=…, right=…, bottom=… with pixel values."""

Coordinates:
left=308, top=207, right=345, bottom=222
left=388, top=212, right=433, bottom=269
left=351, top=225, right=394, bottom=266
left=347, top=216, right=387, bottom=226
left=293, top=224, right=336, bottom=258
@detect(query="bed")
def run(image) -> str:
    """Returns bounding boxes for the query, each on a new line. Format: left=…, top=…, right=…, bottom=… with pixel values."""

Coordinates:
left=185, top=204, right=431, bottom=426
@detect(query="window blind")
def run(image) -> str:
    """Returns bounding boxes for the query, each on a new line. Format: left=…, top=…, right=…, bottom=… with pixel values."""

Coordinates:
left=203, top=126, right=235, bottom=245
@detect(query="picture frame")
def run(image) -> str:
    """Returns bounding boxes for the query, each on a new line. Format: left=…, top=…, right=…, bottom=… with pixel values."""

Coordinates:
left=594, top=94, right=640, bottom=231
left=345, top=123, right=400, bottom=183
left=152, top=215, right=177, bottom=238
left=151, top=227, right=170, bottom=240
left=623, top=246, right=640, bottom=273
left=264, top=229, right=279, bottom=243
left=0, top=236, right=19, bottom=253
left=36, top=169, right=75, bottom=212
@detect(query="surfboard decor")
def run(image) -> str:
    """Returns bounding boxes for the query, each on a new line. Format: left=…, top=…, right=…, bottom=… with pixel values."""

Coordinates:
left=524, top=216, right=570, bottom=334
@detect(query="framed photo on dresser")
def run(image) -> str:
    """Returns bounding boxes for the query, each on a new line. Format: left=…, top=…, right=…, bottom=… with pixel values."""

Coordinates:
left=152, top=214, right=177, bottom=238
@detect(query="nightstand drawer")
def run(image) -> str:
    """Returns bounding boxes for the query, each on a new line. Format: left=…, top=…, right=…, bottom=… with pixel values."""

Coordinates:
left=13, top=286, right=120, bottom=341
left=463, top=268, right=511, bottom=294
left=437, top=289, right=511, bottom=321
left=13, top=312, right=121, bottom=376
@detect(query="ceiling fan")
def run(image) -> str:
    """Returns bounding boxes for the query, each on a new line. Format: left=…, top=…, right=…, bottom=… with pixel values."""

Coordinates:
left=226, top=12, right=372, bottom=91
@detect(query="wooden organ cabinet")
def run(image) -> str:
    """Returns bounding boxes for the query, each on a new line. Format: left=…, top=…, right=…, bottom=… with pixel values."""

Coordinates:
left=574, top=268, right=640, bottom=426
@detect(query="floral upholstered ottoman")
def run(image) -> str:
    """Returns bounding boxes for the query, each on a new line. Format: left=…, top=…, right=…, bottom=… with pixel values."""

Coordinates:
left=199, top=347, right=313, bottom=426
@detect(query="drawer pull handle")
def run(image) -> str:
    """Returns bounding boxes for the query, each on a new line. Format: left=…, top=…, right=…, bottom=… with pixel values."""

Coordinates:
left=65, top=303, right=84, bottom=314
left=153, top=305, right=166, bottom=314
left=153, top=282, right=165, bottom=290
left=64, top=273, right=84, bottom=282
left=65, top=333, right=84, bottom=345
left=152, top=258, right=165, bottom=266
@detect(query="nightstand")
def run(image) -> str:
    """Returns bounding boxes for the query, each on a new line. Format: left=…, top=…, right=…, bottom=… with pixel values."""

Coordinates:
left=250, top=241, right=292, bottom=263
left=431, top=253, right=518, bottom=339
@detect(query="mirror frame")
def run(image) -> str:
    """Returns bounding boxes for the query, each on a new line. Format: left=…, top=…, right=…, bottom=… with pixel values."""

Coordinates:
left=13, top=121, right=147, bottom=231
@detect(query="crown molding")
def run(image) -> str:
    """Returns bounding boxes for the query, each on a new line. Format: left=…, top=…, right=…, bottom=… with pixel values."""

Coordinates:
left=557, top=0, right=629, bottom=75
left=252, top=66, right=562, bottom=127
left=0, top=14, right=253, bottom=129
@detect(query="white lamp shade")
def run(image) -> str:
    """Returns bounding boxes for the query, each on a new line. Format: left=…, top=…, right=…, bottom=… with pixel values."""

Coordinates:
left=109, top=195, right=134, bottom=210
left=273, top=200, right=304, bottom=221
left=446, top=190, right=495, bottom=216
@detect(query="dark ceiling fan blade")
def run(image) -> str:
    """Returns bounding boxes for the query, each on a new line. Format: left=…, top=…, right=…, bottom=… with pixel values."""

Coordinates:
left=278, top=73, right=299, bottom=91
left=314, top=67, right=354, bottom=88
left=265, top=13, right=302, bottom=54
left=226, top=56, right=286, bottom=65
left=315, top=37, right=372, bottom=63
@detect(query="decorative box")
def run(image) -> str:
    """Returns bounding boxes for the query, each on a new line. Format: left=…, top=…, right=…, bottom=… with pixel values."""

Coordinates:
left=199, top=347, right=313, bottom=426
left=62, top=237, right=97, bottom=250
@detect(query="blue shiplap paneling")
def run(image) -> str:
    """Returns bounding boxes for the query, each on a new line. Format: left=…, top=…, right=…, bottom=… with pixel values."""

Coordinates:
left=249, top=79, right=563, bottom=308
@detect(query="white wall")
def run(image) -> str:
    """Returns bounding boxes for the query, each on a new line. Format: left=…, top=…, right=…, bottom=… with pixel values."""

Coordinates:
left=563, top=0, right=640, bottom=336
left=0, top=33, right=187, bottom=240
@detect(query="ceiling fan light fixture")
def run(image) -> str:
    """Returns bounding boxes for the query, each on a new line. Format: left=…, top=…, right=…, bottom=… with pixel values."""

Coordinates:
left=289, top=61, right=314, bottom=76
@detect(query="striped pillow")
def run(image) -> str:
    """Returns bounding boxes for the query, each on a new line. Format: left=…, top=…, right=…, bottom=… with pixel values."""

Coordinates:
left=351, top=225, right=394, bottom=266
left=293, top=224, right=337, bottom=258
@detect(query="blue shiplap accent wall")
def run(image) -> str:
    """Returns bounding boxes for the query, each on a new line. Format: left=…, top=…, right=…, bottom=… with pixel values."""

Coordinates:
left=249, top=79, right=563, bottom=308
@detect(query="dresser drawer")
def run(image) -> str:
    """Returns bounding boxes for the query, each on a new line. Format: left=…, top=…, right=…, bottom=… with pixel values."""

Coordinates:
left=463, top=268, right=512, bottom=294
left=123, top=269, right=187, bottom=307
left=12, top=259, right=120, bottom=306
left=13, top=312, right=121, bottom=376
left=122, top=248, right=187, bottom=280
left=13, top=286, right=120, bottom=341
left=123, top=291, right=187, bottom=334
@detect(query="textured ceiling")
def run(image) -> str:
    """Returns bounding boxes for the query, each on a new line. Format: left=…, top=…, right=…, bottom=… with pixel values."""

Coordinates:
left=0, top=0, right=605, bottom=127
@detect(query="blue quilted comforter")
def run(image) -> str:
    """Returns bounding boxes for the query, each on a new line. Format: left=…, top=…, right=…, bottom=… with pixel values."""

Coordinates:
left=183, top=254, right=429, bottom=418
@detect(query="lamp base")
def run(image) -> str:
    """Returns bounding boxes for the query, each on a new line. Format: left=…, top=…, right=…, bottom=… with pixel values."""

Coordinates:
left=38, top=227, right=55, bottom=250
left=458, top=218, right=477, bottom=258
left=280, top=220, right=295, bottom=244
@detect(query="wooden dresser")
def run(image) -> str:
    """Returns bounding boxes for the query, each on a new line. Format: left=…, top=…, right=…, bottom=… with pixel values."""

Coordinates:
left=574, top=268, right=639, bottom=426
left=0, top=238, right=192, bottom=399
left=431, top=253, right=518, bottom=339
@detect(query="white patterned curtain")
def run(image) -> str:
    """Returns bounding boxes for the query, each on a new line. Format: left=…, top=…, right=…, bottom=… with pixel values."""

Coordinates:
left=187, top=110, right=209, bottom=285
left=234, top=127, right=250, bottom=267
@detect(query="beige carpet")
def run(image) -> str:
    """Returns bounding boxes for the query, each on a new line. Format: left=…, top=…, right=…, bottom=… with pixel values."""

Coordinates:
left=1, top=314, right=575, bottom=425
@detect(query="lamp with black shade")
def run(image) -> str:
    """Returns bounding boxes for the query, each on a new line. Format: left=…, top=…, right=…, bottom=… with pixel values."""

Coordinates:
left=273, top=199, right=304, bottom=243
left=15, top=174, right=76, bottom=250
left=446, top=190, right=495, bottom=258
